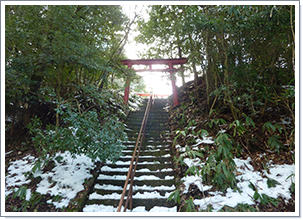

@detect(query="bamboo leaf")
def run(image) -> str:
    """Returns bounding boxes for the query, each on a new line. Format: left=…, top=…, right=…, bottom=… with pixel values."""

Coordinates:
left=267, top=178, right=281, bottom=188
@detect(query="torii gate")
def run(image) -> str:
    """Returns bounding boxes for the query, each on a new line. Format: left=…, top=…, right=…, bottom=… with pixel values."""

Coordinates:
left=122, top=58, right=187, bottom=106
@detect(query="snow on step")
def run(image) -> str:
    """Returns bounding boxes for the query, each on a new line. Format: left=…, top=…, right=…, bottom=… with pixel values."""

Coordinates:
left=120, top=154, right=171, bottom=159
left=97, top=174, right=174, bottom=181
left=95, top=184, right=123, bottom=191
left=89, top=191, right=172, bottom=200
left=95, top=184, right=175, bottom=191
left=100, top=166, right=173, bottom=173
left=122, top=149, right=164, bottom=153
left=106, top=160, right=161, bottom=165
left=83, top=204, right=177, bottom=212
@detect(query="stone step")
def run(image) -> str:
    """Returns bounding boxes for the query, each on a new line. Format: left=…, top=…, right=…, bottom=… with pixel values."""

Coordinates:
left=120, top=152, right=171, bottom=158
left=125, top=136, right=164, bottom=141
left=91, top=188, right=175, bottom=199
left=125, top=118, right=168, bottom=125
left=121, top=149, right=171, bottom=157
left=86, top=197, right=176, bottom=211
left=106, top=157, right=173, bottom=165
left=125, top=132, right=170, bottom=139
left=120, top=148, right=172, bottom=155
left=125, top=133, right=169, bottom=139
left=122, top=144, right=171, bottom=150
left=126, top=115, right=168, bottom=120
left=97, top=171, right=174, bottom=183
left=127, top=110, right=168, bottom=115
left=125, top=132, right=170, bottom=137
left=94, top=179, right=175, bottom=188
left=126, top=120, right=169, bottom=125
left=84, top=98, right=176, bottom=212
left=125, top=126, right=169, bottom=131
left=126, top=127, right=169, bottom=132
left=92, top=183, right=175, bottom=194
left=122, top=141, right=169, bottom=146
left=101, top=163, right=174, bottom=172
left=99, top=165, right=174, bottom=174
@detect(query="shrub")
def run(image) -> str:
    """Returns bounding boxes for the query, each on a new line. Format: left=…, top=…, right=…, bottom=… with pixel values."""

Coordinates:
left=27, top=85, right=128, bottom=171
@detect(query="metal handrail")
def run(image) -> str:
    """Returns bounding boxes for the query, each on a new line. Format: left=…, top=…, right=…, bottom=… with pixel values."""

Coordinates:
left=117, top=95, right=153, bottom=212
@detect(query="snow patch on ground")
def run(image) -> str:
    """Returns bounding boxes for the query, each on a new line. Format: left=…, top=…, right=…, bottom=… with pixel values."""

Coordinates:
left=5, top=150, right=14, bottom=155
left=181, top=156, right=295, bottom=212
left=182, top=175, right=212, bottom=194
left=6, top=155, right=37, bottom=196
left=33, top=152, right=94, bottom=209
left=6, top=151, right=95, bottom=209
left=183, top=157, right=202, bottom=168
left=194, top=135, right=215, bottom=145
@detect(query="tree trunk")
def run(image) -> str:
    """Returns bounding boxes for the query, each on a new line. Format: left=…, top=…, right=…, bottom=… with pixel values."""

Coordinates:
left=177, top=45, right=185, bottom=85
left=191, top=60, right=199, bottom=101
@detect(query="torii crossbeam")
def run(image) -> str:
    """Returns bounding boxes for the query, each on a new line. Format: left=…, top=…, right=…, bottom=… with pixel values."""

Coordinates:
left=122, top=58, right=187, bottom=106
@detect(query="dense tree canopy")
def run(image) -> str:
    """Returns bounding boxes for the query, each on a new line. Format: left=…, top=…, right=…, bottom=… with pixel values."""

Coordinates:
left=6, top=5, right=132, bottom=108
left=134, top=6, right=296, bottom=209
left=136, top=5, right=295, bottom=121
left=5, top=5, right=140, bottom=165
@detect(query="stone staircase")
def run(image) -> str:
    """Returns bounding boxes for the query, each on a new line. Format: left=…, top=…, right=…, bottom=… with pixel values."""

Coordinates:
left=83, top=98, right=176, bottom=212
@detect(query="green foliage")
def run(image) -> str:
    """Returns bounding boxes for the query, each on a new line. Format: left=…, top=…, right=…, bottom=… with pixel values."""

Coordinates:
left=31, top=161, right=42, bottom=173
left=249, top=182, right=280, bottom=207
left=244, top=115, right=255, bottom=127
left=266, top=178, right=281, bottom=188
left=218, top=203, right=259, bottom=212
left=172, top=130, right=187, bottom=147
left=258, top=193, right=280, bottom=207
left=176, top=104, right=189, bottom=127
left=185, top=165, right=200, bottom=177
left=184, top=196, right=196, bottom=212
left=51, top=194, right=64, bottom=203
left=137, top=5, right=294, bottom=120
left=200, top=132, right=237, bottom=191
left=263, top=122, right=284, bottom=134
left=267, top=135, right=283, bottom=155
left=196, top=129, right=209, bottom=139
left=207, top=118, right=227, bottom=129
left=168, top=191, right=196, bottom=212
left=215, top=133, right=234, bottom=160
left=28, top=109, right=127, bottom=167
left=27, top=85, right=128, bottom=171
left=173, top=123, right=209, bottom=152
left=10, top=189, right=52, bottom=212
left=13, top=186, right=28, bottom=200
left=286, top=173, right=295, bottom=193
left=5, top=5, right=132, bottom=130
left=289, top=182, right=295, bottom=194
left=167, top=189, right=181, bottom=204
left=173, top=155, right=186, bottom=167
left=262, top=121, right=293, bottom=154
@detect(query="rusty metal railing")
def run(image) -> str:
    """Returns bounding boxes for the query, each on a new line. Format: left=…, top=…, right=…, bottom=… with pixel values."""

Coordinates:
left=117, top=95, right=154, bottom=212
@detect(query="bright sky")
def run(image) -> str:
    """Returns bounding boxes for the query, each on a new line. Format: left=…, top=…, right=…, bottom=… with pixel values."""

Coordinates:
left=122, top=5, right=174, bottom=95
